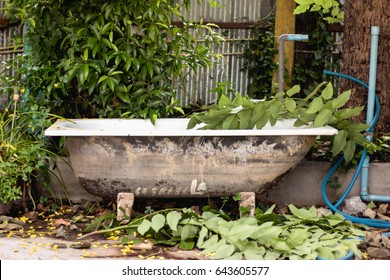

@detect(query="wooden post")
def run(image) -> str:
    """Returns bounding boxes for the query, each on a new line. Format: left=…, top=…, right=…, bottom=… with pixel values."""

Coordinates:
left=272, top=0, right=296, bottom=92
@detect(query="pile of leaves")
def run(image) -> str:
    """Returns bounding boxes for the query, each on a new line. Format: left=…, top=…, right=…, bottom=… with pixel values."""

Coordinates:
left=86, top=204, right=366, bottom=260
left=188, top=82, right=375, bottom=163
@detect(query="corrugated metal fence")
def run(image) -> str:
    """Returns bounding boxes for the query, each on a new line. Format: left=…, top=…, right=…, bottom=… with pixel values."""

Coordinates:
left=177, top=0, right=276, bottom=106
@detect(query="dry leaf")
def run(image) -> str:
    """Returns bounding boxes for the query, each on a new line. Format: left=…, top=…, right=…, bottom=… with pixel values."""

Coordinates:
left=367, top=247, right=390, bottom=259
left=53, top=225, right=68, bottom=239
left=377, top=204, right=388, bottom=215
left=382, top=236, right=390, bottom=249
left=24, top=211, right=38, bottom=220
left=52, top=218, right=71, bottom=227
left=70, top=241, right=91, bottom=249
left=377, top=213, right=390, bottom=222
left=52, top=242, right=68, bottom=249
left=366, top=231, right=382, bottom=244
left=0, top=223, right=23, bottom=231
left=0, top=216, right=13, bottom=222
left=363, top=208, right=377, bottom=219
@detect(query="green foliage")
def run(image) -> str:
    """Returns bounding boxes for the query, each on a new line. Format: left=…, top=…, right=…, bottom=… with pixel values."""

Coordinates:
left=293, top=10, right=340, bottom=91
left=294, top=0, right=344, bottom=23
left=242, top=11, right=339, bottom=97
left=241, top=19, right=277, bottom=99
left=187, top=82, right=373, bottom=163
left=6, top=0, right=223, bottom=119
left=93, top=204, right=365, bottom=260
left=0, top=94, right=60, bottom=204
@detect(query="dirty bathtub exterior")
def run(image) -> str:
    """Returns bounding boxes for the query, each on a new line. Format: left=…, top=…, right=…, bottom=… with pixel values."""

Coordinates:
left=45, top=118, right=337, bottom=200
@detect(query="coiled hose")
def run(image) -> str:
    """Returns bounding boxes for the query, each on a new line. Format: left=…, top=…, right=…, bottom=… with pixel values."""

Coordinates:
left=322, top=70, right=390, bottom=228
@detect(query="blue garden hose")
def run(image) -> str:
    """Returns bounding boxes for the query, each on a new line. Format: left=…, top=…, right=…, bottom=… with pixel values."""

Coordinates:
left=322, top=70, right=390, bottom=228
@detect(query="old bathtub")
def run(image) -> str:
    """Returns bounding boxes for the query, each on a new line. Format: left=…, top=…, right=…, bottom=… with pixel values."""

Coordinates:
left=45, top=118, right=337, bottom=200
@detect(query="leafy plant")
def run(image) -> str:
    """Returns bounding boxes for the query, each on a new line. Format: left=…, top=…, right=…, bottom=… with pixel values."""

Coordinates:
left=293, top=10, right=340, bottom=91
left=187, top=82, right=375, bottom=163
left=294, top=0, right=344, bottom=23
left=82, top=204, right=365, bottom=260
left=6, top=0, right=223, bottom=121
left=241, top=18, right=277, bottom=99
left=0, top=91, right=63, bottom=205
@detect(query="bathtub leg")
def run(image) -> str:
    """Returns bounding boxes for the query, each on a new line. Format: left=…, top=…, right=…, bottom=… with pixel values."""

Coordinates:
left=117, top=192, right=135, bottom=224
left=239, top=192, right=256, bottom=217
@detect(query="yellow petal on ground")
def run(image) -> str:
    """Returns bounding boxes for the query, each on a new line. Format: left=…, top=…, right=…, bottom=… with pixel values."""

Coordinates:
left=77, top=233, right=83, bottom=237
left=137, top=255, right=145, bottom=259
left=107, top=235, right=119, bottom=241
left=53, top=244, right=59, bottom=250
left=18, top=216, right=29, bottom=223
left=29, top=234, right=37, bottom=239
left=82, top=252, right=96, bottom=258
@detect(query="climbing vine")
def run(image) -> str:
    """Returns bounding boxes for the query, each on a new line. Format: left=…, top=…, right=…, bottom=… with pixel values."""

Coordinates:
left=292, top=10, right=341, bottom=91
left=242, top=10, right=340, bottom=98
left=241, top=19, right=277, bottom=99
left=294, top=0, right=344, bottom=23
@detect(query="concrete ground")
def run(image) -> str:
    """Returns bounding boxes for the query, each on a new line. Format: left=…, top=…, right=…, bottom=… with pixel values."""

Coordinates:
left=0, top=234, right=207, bottom=260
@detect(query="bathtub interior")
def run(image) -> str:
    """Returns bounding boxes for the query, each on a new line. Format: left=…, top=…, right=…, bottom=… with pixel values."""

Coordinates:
left=44, top=118, right=338, bottom=137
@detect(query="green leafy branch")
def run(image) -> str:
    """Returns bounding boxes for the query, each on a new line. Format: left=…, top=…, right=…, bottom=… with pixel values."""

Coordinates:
left=187, top=82, right=373, bottom=163
left=294, top=0, right=344, bottom=23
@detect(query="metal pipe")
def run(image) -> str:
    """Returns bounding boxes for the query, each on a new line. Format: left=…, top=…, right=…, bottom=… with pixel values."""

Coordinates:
left=366, top=26, right=380, bottom=125
left=359, top=26, right=390, bottom=202
left=278, top=34, right=308, bottom=92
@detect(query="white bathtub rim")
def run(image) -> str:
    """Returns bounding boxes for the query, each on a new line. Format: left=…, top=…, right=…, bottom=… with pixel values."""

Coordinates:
left=44, top=118, right=338, bottom=137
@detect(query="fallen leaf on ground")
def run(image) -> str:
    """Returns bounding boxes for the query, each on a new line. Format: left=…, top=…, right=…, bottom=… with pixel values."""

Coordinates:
left=53, top=225, right=68, bottom=239
left=366, top=231, right=382, bottom=244
left=52, top=243, right=68, bottom=249
left=24, top=211, right=38, bottom=220
left=382, top=236, right=390, bottom=249
left=377, top=204, right=388, bottom=215
left=70, top=241, right=91, bottom=249
left=0, top=216, right=13, bottom=222
left=52, top=218, right=71, bottom=227
left=0, top=223, right=23, bottom=231
left=367, top=247, right=390, bottom=259
left=377, top=213, right=390, bottom=221
left=363, top=208, right=377, bottom=219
